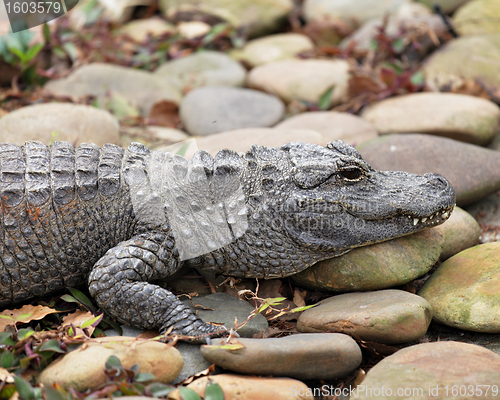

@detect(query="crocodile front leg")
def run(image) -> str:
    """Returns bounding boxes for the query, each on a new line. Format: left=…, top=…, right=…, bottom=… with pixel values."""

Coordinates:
left=88, top=231, right=225, bottom=339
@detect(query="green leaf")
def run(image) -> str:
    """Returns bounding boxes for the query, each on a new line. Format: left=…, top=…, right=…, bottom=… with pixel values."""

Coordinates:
left=38, top=339, right=64, bottom=354
left=135, top=372, right=155, bottom=383
left=60, top=294, right=79, bottom=304
left=202, top=23, right=230, bottom=45
left=0, top=331, right=16, bottom=346
left=0, top=38, right=15, bottom=64
left=392, top=37, right=405, bottom=53
left=148, top=383, right=175, bottom=397
left=105, top=355, right=123, bottom=370
left=80, top=314, right=103, bottom=329
left=43, top=24, right=51, bottom=44
left=67, top=288, right=95, bottom=311
left=175, top=141, right=191, bottom=157
left=1, top=350, right=14, bottom=368
left=13, top=376, right=34, bottom=400
left=43, top=386, right=66, bottom=400
left=290, top=304, right=317, bottom=313
left=18, top=328, right=35, bottom=340
left=178, top=387, right=202, bottom=400
left=105, top=92, right=139, bottom=119
left=204, top=380, right=224, bottom=400
left=410, top=70, right=425, bottom=86
left=62, top=42, right=79, bottom=63
left=0, top=383, right=17, bottom=400
left=8, top=47, right=28, bottom=63
left=369, top=39, right=379, bottom=51
left=318, top=86, right=333, bottom=110
left=33, top=387, right=43, bottom=400
left=24, top=43, right=43, bottom=63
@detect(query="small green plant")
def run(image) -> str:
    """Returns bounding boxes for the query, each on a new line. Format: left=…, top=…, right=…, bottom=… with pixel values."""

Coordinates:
left=0, top=28, right=44, bottom=85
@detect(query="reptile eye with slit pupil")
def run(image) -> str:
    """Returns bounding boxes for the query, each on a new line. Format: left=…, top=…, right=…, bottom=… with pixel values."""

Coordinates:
left=340, top=168, right=362, bottom=180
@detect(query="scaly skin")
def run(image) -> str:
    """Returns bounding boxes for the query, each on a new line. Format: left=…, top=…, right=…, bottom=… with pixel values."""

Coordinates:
left=0, top=140, right=455, bottom=338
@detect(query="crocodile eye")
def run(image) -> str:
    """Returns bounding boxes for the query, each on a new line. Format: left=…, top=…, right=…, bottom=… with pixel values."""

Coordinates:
left=339, top=167, right=363, bottom=181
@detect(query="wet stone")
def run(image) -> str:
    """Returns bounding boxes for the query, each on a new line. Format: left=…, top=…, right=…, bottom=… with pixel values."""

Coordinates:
left=0, top=103, right=119, bottom=146
left=297, top=290, right=432, bottom=344
left=361, top=93, right=500, bottom=146
left=274, top=111, right=378, bottom=147
left=247, top=59, right=349, bottom=107
left=357, top=133, right=500, bottom=206
left=419, top=242, right=500, bottom=333
left=184, top=293, right=268, bottom=338
left=351, top=341, right=500, bottom=400
left=179, top=87, right=285, bottom=136
left=291, top=228, right=443, bottom=292
left=154, top=51, right=246, bottom=92
left=196, top=128, right=326, bottom=156
left=200, top=333, right=362, bottom=380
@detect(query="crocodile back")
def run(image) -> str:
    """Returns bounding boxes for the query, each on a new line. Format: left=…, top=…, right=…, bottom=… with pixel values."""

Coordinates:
left=0, top=141, right=136, bottom=306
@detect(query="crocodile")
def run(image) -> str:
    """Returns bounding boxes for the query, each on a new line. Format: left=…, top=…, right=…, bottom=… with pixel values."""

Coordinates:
left=0, top=140, right=455, bottom=338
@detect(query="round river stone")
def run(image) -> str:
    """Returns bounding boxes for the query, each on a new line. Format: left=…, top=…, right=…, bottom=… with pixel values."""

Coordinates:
left=179, top=86, right=285, bottom=136
left=201, top=333, right=362, bottom=380
left=297, top=289, right=432, bottom=344
left=418, top=242, right=500, bottom=333
left=351, top=341, right=500, bottom=400
left=291, top=228, right=443, bottom=292
left=361, top=92, right=500, bottom=146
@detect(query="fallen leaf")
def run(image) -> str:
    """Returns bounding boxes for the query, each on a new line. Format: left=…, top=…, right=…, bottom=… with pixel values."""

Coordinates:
left=0, top=367, right=14, bottom=383
left=292, top=288, right=307, bottom=308
left=137, top=330, right=161, bottom=339
left=178, top=364, right=215, bottom=385
left=148, top=100, right=180, bottom=127
left=62, top=310, right=99, bottom=336
left=0, top=305, right=59, bottom=331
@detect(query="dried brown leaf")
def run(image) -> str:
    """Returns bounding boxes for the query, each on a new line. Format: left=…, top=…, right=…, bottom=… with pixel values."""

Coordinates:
left=175, top=364, right=216, bottom=386
left=61, top=310, right=95, bottom=336
left=148, top=100, right=180, bottom=127
left=137, top=330, right=161, bottom=339
left=292, top=288, right=306, bottom=308
left=0, top=367, right=14, bottom=383
left=0, top=305, right=59, bottom=331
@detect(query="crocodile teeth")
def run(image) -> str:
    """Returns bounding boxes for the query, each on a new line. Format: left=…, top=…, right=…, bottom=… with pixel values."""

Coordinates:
left=422, top=217, right=427, bottom=223
left=413, top=218, right=419, bottom=226
left=442, top=211, right=449, bottom=218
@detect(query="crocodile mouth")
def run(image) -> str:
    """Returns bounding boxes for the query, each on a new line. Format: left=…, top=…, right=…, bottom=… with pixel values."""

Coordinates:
left=401, top=204, right=455, bottom=228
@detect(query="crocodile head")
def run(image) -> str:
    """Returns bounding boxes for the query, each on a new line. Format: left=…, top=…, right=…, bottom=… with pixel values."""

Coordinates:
left=245, top=140, right=455, bottom=254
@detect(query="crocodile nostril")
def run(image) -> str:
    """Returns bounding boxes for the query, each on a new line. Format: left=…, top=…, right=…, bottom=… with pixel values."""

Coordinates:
left=424, top=173, right=449, bottom=190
